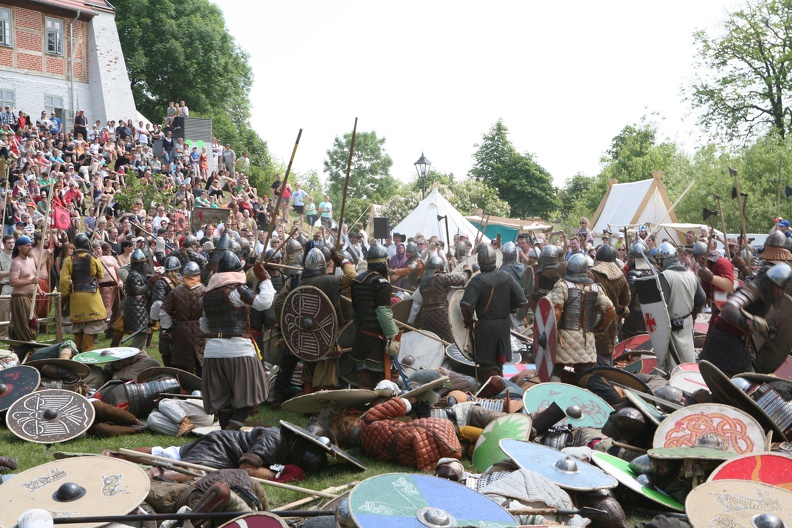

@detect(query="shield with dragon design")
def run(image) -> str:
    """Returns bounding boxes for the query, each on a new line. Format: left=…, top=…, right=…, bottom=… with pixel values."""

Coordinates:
left=281, top=285, right=338, bottom=362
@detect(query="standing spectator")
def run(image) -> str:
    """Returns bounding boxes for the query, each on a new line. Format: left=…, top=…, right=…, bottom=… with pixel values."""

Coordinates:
left=165, top=102, right=178, bottom=128
left=222, top=144, right=236, bottom=174
left=199, top=147, right=209, bottom=179
left=319, top=194, right=333, bottom=229
left=73, top=110, right=88, bottom=141
left=304, top=195, right=317, bottom=229
left=280, top=181, right=292, bottom=220
left=162, top=131, right=174, bottom=169
left=291, top=183, right=307, bottom=226
left=179, top=100, right=189, bottom=117
left=270, top=174, right=283, bottom=200
left=564, top=236, right=586, bottom=261
left=238, top=152, right=250, bottom=174
left=49, top=112, right=62, bottom=135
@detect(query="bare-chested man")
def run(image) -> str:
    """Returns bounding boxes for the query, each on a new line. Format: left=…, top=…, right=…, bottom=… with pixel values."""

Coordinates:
left=31, top=231, right=53, bottom=319
left=9, top=236, right=42, bottom=343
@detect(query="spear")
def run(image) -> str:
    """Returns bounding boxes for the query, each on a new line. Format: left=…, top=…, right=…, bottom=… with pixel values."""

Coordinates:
left=336, top=118, right=358, bottom=251
left=259, top=129, right=302, bottom=263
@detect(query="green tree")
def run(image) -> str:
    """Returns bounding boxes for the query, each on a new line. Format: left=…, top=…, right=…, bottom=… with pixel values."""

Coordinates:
left=323, top=130, right=398, bottom=225
left=411, top=169, right=455, bottom=195
left=688, top=0, right=792, bottom=141
left=469, top=119, right=557, bottom=218
left=555, top=173, right=597, bottom=222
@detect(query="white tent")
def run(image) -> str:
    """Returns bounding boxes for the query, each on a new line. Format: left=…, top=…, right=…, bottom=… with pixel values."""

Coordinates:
left=392, top=189, right=489, bottom=245
left=590, top=172, right=679, bottom=241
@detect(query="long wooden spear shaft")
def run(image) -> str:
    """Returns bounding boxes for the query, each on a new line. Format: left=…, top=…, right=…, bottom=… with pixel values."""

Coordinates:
left=335, top=118, right=358, bottom=251
left=260, top=128, right=302, bottom=263
left=53, top=511, right=335, bottom=524
left=730, top=167, right=749, bottom=253
left=0, top=159, right=9, bottom=236
left=29, top=186, right=55, bottom=320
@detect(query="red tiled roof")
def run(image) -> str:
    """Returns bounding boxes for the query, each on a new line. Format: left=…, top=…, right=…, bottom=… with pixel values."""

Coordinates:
left=27, top=0, right=115, bottom=16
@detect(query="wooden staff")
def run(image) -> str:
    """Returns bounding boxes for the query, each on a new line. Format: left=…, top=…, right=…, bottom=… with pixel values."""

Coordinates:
left=714, top=193, right=729, bottom=248
left=648, top=180, right=696, bottom=236
left=394, top=320, right=452, bottom=346
left=129, top=221, right=174, bottom=250
left=336, top=118, right=358, bottom=251
left=474, top=210, right=486, bottom=247
left=0, top=159, right=9, bottom=236
left=117, top=448, right=337, bottom=498
left=53, top=511, right=335, bottom=524
left=29, top=187, right=55, bottom=320
left=259, top=129, right=302, bottom=263
left=275, top=482, right=358, bottom=511
left=266, top=262, right=303, bottom=271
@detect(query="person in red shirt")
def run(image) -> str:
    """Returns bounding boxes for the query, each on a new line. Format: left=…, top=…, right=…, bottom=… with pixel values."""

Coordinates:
left=693, top=240, right=735, bottom=335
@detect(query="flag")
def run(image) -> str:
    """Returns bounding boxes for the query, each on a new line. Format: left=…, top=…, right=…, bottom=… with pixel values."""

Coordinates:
left=634, top=275, right=671, bottom=371
left=52, top=204, right=71, bottom=230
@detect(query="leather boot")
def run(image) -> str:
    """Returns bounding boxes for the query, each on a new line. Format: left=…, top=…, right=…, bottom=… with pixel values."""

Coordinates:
left=73, top=332, right=84, bottom=352
left=175, top=416, right=196, bottom=438
left=111, top=331, right=123, bottom=348
left=82, top=334, right=96, bottom=352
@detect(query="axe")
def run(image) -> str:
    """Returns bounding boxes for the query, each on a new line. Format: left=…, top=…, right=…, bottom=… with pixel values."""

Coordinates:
left=785, top=185, right=792, bottom=199
left=437, top=214, right=451, bottom=257
left=702, top=208, right=717, bottom=222
left=712, top=192, right=729, bottom=247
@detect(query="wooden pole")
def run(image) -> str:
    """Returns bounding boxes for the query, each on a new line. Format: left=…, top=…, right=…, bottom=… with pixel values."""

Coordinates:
left=0, top=159, right=9, bottom=236
left=54, top=290, right=62, bottom=342
left=274, top=482, right=357, bottom=511
left=730, top=167, right=749, bottom=254
left=714, top=194, right=729, bottom=247
left=393, top=320, right=452, bottom=346
left=648, top=180, right=696, bottom=236
left=336, top=118, right=358, bottom=251
left=117, top=448, right=337, bottom=498
left=260, top=129, right=302, bottom=263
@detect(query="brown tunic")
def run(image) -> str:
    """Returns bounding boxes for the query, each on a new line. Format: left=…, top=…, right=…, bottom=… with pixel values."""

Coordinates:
left=590, top=262, right=631, bottom=358
left=161, top=283, right=206, bottom=373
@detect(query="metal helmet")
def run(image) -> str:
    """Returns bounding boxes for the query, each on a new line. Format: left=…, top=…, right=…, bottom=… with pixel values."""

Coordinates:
left=183, top=261, right=201, bottom=277
left=528, top=246, right=540, bottom=260
left=303, top=248, right=327, bottom=278
left=297, top=233, right=309, bottom=246
left=264, top=248, right=282, bottom=263
left=131, top=248, right=147, bottom=263
left=766, top=230, right=787, bottom=248
left=366, top=242, right=389, bottom=264
left=538, top=244, right=560, bottom=272
left=630, top=240, right=649, bottom=259
left=731, top=377, right=755, bottom=393
left=183, top=234, right=198, bottom=249
left=455, top=241, right=469, bottom=258
left=74, top=233, right=90, bottom=251
left=285, top=237, right=302, bottom=255
left=766, top=262, right=792, bottom=289
left=164, top=256, right=181, bottom=272
left=426, top=255, right=445, bottom=272
left=215, top=232, right=231, bottom=252
left=217, top=251, right=242, bottom=273
left=566, top=253, right=588, bottom=275
left=477, top=244, right=497, bottom=271
left=502, top=242, right=518, bottom=263
left=595, top=244, right=616, bottom=263
left=692, top=241, right=708, bottom=258
left=655, top=385, right=684, bottom=405
left=657, top=242, right=679, bottom=270
left=229, top=239, right=241, bottom=257
left=406, top=242, right=419, bottom=258
left=238, top=237, right=251, bottom=261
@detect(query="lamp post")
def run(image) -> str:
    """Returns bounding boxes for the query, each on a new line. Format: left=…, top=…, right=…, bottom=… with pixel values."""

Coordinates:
left=414, top=152, right=431, bottom=199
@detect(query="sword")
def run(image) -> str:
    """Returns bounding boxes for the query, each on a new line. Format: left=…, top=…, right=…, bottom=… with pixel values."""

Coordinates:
left=120, top=325, right=148, bottom=344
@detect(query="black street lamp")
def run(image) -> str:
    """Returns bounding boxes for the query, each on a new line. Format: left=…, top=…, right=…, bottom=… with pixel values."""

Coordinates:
left=414, top=152, right=431, bottom=199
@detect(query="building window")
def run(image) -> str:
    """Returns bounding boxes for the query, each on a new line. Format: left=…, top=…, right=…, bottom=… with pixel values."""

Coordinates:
left=0, top=90, right=14, bottom=110
left=0, top=8, right=11, bottom=47
left=46, top=17, right=63, bottom=55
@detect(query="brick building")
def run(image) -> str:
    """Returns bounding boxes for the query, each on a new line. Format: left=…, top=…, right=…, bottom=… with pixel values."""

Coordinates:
left=0, top=0, right=136, bottom=132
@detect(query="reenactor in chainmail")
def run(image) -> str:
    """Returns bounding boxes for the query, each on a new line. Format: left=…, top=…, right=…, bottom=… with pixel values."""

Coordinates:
left=410, top=255, right=471, bottom=343
left=460, top=244, right=527, bottom=382
left=549, top=253, right=615, bottom=384
left=757, top=230, right=792, bottom=274
left=590, top=245, right=630, bottom=366
left=530, top=245, right=566, bottom=307
left=621, top=240, right=656, bottom=338
left=283, top=237, right=304, bottom=268
left=448, top=239, right=471, bottom=270
left=115, top=249, right=151, bottom=351
left=171, top=235, right=208, bottom=271
left=202, top=232, right=232, bottom=286
left=150, top=256, right=183, bottom=367
left=60, top=233, right=107, bottom=352
left=160, top=261, right=206, bottom=375
left=499, top=242, right=525, bottom=287
left=390, top=241, right=424, bottom=290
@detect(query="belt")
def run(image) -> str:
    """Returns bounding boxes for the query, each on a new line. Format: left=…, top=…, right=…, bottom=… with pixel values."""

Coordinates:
left=99, top=283, right=117, bottom=288
left=711, top=314, right=747, bottom=338
left=201, top=331, right=251, bottom=339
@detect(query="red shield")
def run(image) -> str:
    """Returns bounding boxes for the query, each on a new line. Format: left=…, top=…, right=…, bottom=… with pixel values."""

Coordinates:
left=533, top=296, right=556, bottom=382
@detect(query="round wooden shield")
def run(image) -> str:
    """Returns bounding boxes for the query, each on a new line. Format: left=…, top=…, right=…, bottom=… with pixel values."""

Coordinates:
left=578, top=366, right=652, bottom=394
left=523, top=382, right=614, bottom=429
left=685, top=480, right=792, bottom=528
left=25, top=358, right=91, bottom=380
left=524, top=265, right=534, bottom=297
left=448, top=289, right=474, bottom=361
left=622, top=357, right=659, bottom=375
left=0, top=455, right=150, bottom=528
left=501, top=439, right=618, bottom=491
left=648, top=446, right=739, bottom=461
left=399, top=330, right=444, bottom=372
left=670, top=362, right=701, bottom=376
left=590, top=452, right=685, bottom=511
left=73, top=347, right=139, bottom=364
left=280, top=420, right=366, bottom=471
left=624, top=388, right=666, bottom=426
left=348, top=473, right=517, bottom=528
left=669, top=370, right=709, bottom=394
left=6, top=389, right=95, bottom=443
left=281, top=285, right=338, bottom=362
left=775, top=356, right=792, bottom=381
left=281, top=388, right=377, bottom=414
left=753, top=293, right=792, bottom=374
left=694, top=312, right=711, bottom=334
left=0, top=365, right=41, bottom=412
left=445, top=344, right=475, bottom=372
left=472, top=414, right=533, bottom=472
left=652, top=403, right=767, bottom=455
left=533, top=296, right=556, bottom=382
left=708, top=452, right=792, bottom=491
left=218, top=512, right=288, bottom=528
left=391, top=298, right=416, bottom=326
left=136, top=366, right=202, bottom=394
left=700, top=360, right=788, bottom=441
left=613, top=333, right=652, bottom=358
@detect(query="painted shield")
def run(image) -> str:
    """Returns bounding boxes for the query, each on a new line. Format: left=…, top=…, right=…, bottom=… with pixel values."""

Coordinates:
left=634, top=276, right=670, bottom=371
left=136, top=366, right=202, bottom=394
left=281, top=389, right=377, bottom=414
left=445, top=344, right=475, bottom=374
left=776, top=356, right=792, bottom=381
left=0, top=365, right=41, bottom=412
left=670, top=362, right=700, bottom=376
left=591, top=452, right=684, bottom=511
left=700, top=360, right=788, bottom=441
left=448, top=289, right=474, bottom=361
left=281, top=285, right=338, bottom=362
left=348, top=473, right=517, bottom=528
left=6, top=389, right=95, bottom=443
left=578, top=366, right=652, bottom=393
left=501, top=439, right=617, bottom=491
left=652, top=403, right=767, bottom=455
left=280, top=420, right=366, bottom=471
left=0, top=456, right=150, bottom=528
left=685, top=480, right=792, bottom=528
left=753, top=293, right=792, bottom=374
left=523, top=382, right=614, bottom=429
left=73, top=347, right=139, bottom=364
left=399, top=330, right=445, bottom=372
left=471, top=414, right=533, bottom=472
left=624, top=388, right=666, bottom=426
left=708, top=452, right=792, bottom=491
left=613, top=334, right=652, bottom=358
left=401, top=376, right=450, bottom=399
left=533, top=296, right=556, bottom=382
left=622, top=357, right=659, bottom=375
left=668, top=370, right=709, bottom=395
left=25, top=358, right=91, bottom=380
left=218, top=513, right=288, bottom=528
left=694, top=312, right=711, bottom=334
left=391, top=298, right=416, bottom=326
left=524, top=265, right=534, bottom=297
left=713, top=279, right=742, bottom=309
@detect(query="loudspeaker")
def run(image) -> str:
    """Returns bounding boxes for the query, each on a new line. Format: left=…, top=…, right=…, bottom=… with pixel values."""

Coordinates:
left=373, top=217, right=390, bottom=239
